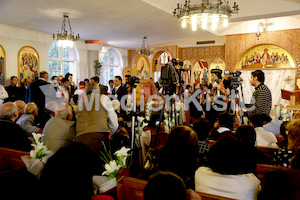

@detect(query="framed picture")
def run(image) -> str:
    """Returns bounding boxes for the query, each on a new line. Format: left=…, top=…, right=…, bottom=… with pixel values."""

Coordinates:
left=0, top=44, right=5, bottom=86
left=18, top=46, right=39, bottom=85
left=136, top=56, right=149, bottom=81
left=236, top=44, right=295, bottom=69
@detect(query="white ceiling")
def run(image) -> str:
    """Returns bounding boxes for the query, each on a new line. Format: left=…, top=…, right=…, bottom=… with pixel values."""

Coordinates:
left=0, top=0, right=300, bottom=49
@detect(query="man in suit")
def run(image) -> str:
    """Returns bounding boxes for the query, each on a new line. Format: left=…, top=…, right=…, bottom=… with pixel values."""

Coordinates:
left=112, top=75, right=128, bottom=102
left=26, top=71, right=51, bottom=128
left=65, top=73, right=77, bottom=98
left=5, top=76, right=22, bottom=102
left=0, top=102, right=31, bottom=151
left=19, top=77, right=32, bottom=101
left=90, top=76, right=108, bottom=95
left=16, top=102, right=42, bottom=135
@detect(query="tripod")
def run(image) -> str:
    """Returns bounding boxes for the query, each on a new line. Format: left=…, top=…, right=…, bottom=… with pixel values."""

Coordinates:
left=229, top=83, right=245, bottom=125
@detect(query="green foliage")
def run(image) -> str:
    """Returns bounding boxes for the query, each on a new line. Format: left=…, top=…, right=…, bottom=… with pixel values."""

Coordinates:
left=94, top=60, right=102, bottom=75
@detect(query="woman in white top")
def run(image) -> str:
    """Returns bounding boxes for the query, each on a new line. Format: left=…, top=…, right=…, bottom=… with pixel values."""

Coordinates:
left=195, top=134, right=261, bottom=200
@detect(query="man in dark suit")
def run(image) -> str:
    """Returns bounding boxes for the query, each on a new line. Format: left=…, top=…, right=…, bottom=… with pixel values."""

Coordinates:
left=90, top=76, right=108, bottom=95
left=26, top=71, right=51, bottom=128
left=65, top=73, right=77, bottom=97
left=112, top=75, right=128, bottom=102
left=0, top=102, right=31, bottom=151
left=5, top=76, right=23, bottom=102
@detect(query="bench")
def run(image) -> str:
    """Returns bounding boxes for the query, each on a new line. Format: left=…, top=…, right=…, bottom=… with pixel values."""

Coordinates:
left=0, top=147, right=29, bottom=174
left=117, top=169, right=235, bottom=200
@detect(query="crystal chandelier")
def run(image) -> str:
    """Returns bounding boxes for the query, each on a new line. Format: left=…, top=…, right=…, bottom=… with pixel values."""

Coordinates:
left=173, top=0, right=239, bottom=31
left=53, top=14, right=80, bottom=48
left=136, top=37, right=154, bottom=56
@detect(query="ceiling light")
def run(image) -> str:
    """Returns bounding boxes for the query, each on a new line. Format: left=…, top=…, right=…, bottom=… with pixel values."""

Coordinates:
left=53, top=14, right=80, bottom=48
left=173, top=0, right=239, bottom=31
left=136, top=36, right=154, bottom=56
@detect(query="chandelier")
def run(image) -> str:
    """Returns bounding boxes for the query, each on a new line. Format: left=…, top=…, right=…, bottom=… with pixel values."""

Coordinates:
left=136, top=37, right=154, bottom=56
left=173, top=0, right=239, bottom=31
left=53, top=14, right=80, bottom=48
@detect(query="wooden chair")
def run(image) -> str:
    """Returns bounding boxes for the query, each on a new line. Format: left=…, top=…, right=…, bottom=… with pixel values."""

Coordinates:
left=116, top=168, right=235, bottom=200
left=256, top=146, right=280, bottom=160
left=0, top=147, right=29, bottom=174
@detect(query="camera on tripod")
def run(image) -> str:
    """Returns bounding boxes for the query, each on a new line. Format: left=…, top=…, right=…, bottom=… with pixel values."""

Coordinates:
left=224, top=70, right=242, bottom=90
left=129, top=76, right=140, bottom=88
left=160, top=59, right=184, bottom=87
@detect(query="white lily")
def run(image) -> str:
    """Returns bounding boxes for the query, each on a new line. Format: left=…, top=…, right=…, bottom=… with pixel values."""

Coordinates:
left=114, top=147, right=131, bottom=157
left=102, top=160, right=121, bottom=176
left=32, top=132, right=42, bottom=142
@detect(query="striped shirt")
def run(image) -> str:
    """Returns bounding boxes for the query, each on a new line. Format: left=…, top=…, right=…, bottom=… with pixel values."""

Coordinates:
left=248, top=83, right=272, bottom=116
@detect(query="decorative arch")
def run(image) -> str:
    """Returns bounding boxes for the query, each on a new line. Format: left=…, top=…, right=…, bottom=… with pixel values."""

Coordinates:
left=193, top=59, right=209, bottom=88
left=0, top=44, right=6, bottom=86
left=235, top=44, right=295, bottom=70
left=122, top=66, right=133, bottom=80
left=18, top=46, right=39, bottom=85
left=209, top=58, right=226, bottom=83
left=134, top=54, right=150, bottom=81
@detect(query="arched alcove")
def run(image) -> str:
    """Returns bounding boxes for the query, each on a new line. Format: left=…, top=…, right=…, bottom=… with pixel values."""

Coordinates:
left=0, top=44, right=6, bottom=86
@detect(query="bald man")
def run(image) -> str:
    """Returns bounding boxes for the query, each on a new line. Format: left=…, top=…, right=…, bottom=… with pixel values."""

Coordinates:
left=14, top=100, right=26, bottom=119
left=16, top=102, right=42, bottom=134
left=42, top=103, right=76, bottom=152
left=0, top=102, right=31, bottom=151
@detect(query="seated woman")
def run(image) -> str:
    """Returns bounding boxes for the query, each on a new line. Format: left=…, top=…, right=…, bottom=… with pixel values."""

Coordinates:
left=157, top=125, right=199, bottom=189
left=195, top=134, right=261, bottom=200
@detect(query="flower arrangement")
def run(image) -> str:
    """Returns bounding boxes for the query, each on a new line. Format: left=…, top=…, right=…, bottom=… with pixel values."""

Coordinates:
left=30, top=133, right=50, bottom=159
left=100, top=147, right=131, bottom=179
left=281, top=105, right=292, bottom=122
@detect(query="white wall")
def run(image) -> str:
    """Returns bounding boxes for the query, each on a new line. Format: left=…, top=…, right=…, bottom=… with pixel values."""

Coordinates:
left=0, top=23, right=128, bottom=85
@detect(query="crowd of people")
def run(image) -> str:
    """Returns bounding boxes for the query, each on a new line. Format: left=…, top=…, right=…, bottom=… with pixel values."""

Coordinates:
left=0, top=69, right=300, bottom=200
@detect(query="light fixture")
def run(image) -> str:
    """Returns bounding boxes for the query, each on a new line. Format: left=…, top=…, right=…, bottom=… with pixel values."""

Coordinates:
left=53, top=14, right=80, bottom=48
left=256, top=19, right=273, bottom=40
left=136, top=36, right=154, bottom=56
left=173, top=0, right=239, bottom=31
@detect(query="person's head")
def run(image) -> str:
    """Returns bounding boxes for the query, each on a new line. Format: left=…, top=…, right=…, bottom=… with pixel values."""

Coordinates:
left=39, top=142, right=95, bottom=200
left=61, top=78, right=70, bottom=89
left=14, top=100, right=26, bottom=116
left=65, top=73, right=73, bottom=82
left=108, top=80, right=114, bottom=88
left=159, top=126, right=199, bottom=184
left=236, top=125, right=256, bottom=148
left=79, top=81, right=85, bottom=89
left=203, top=84, right=209, bottom=91
left=84, top=78, right=89, bottom=86
left=261, top=113, right=272, bottom=124
left=58, top=75, right=64, bottom=86
left=90, top=76, right=99, bottom=84
left=24, top=78, right=32, bottom=86
left=286, top=119, right=300, bottom=151
left=249, top=113, right=264, bottom=128
left=51, top=76, right=58, bottom=85
left=186, top=85, right=192, bottom=91
left=217, top=112, right=233, bottom=130
left=193, top=117, right=211, bottom=141
left=10, top=76, right=18, bottom=87
left=208, top=134, right=248, bottom=175
left=39, top=71, right=49, bottom=82
left=55, top=103, right=73, bottom=120
left=144, top=171, right=187, bottom=200
left=111, top=100, right=120, bottom=112
left=0, top=102, right=19, bottom=122
left=210, top=69, right=222, bottom=82
left=24, top=102, right=38, bottom=117
left=114, top=76, right=122, bottom=87
left=125, top=75, right=131, bottom=84
left=85, top=82, right=99, bottom=95
left=45, top=101, right=58, bottom=117
left=264, top=48, right=268, bottom=53
left=251, top=70, right=265, bottom=86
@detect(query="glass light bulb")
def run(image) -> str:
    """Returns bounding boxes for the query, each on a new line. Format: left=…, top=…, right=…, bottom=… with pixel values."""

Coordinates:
left=58, top=40, right=62, bottom=47
left=201, top=14, right=208, bottom=29
left=181, top=18, right=187, bottom=28
left=191, top=15, right=197, bottom=31
left=222, top=15, right=228, bottom=27
left=70, top=41, right=74, bottom=48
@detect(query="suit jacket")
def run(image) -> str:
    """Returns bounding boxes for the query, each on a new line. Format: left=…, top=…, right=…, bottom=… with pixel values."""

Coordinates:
left=4, top=85, right=23, bottom=102
left=112, top=84, right=128, bottom=102
left=16, top=114, right=40, bottom=134
left=26, top=79, right=51, bottom=126
left=0, top=119, right=32, bottom=151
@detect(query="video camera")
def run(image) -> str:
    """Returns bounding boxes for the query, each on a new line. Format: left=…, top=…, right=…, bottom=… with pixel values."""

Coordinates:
left=224, top=70, right=242, bottom=89
left=160, top=59, right=184, bottom=87
left=129, top=76, right=140, bottom=88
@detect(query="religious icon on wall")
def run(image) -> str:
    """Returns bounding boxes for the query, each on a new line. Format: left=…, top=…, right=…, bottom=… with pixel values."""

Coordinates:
left=122, top=67, right=133, bottom=80
left=182, top=60, right=193, bottom=87
left=0, top=45, right=5, bottom=86
left=193, top=59, right=208, bottom=88
left=237, top=44, right=295, bottom=69
left=136, top=56, right=149, bottom=80
left=18, top=46, right=39, bottom=85
left=209, top=58, right=225, bottom=83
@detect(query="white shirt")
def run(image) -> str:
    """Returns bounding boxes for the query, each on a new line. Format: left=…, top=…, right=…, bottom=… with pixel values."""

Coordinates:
left=0, top=85, right=8, bottom=105
left=195, top=167, right=261, bottom=200
left=254, top=127, right=279, bottom=148
left=100, top=94, right=118, bottom=133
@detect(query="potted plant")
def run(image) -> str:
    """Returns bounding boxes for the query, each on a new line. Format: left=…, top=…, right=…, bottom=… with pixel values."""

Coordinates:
left=94, top=60, right=102, bottom=75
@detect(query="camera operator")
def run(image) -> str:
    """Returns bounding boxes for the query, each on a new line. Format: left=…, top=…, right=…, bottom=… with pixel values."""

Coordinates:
left=207, top=69, right=228, bottom=125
